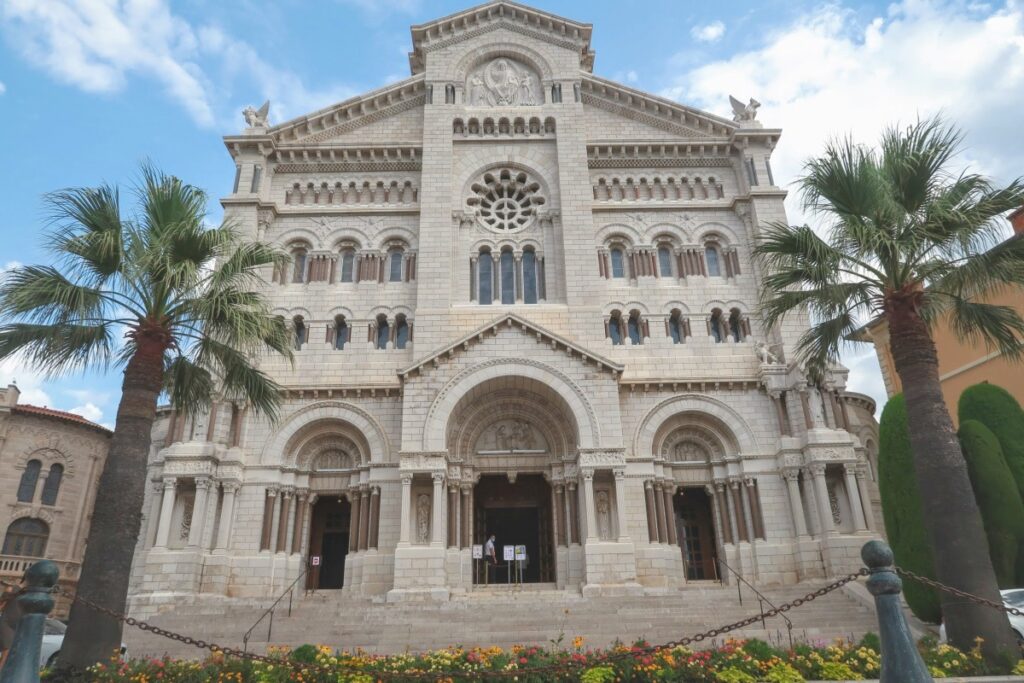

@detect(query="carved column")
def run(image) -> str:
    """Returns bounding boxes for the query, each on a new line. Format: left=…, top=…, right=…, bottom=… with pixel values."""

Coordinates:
left=745, top=479, right=765, bottom=540
left=553, top=485, right=566, bottom=546
left=714, top=482, right=734, bottom=544
left=367, top=487, right=380, bottom=549
left=782, top=470, right=808, bottom=538
left=215, top=482, right=240, bottom=551
left=460, top=486, right=472, bottom=548
left=259, top=487, right=276, bottom=551
left=706, top=483, right=727, bottom=549
left=358, top=487, right=371, bottom=550
left=399, top=474, right=412, bottom=544
left=653, top=482, right=668, bottom=543
left=729, top=480, right=750, bottom=543
left=856, top=466, right=876, bottom=531
left=613, top=470, right=630, bottom=541
left=566, top=483, right=579, bottom=545
left=155, top=478, right=178, bottom=548
left=291, top=490, right=307, bottom=555
left=348, top=489, right=361, bottom=553
left=276, top=489, right=292, bottom=554
left=146, top=482, right=164, bottom=547
left=447, top=485, right=459, bottom=549
left=582, top=473, right=598, bottom=541
left=809, top=464, right=835, bottom=535
left=662, top=483, right=678, bottom=546
left=771, top=391, right=791, bottom=436
left=643, top=481, right=658, bottom=543
left=843, top=464, right=868, bottom=532
left=431, top=473, right=446, bottom=547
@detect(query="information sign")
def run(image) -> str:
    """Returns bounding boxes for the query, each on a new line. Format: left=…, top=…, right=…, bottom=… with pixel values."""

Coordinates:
left=503, top=545, right=515, bottom=561
left=311, top=555, right=321, bottom=567
left=514, top=545, right=527, bottom=560
left=472, top=544, right=483, bottom=559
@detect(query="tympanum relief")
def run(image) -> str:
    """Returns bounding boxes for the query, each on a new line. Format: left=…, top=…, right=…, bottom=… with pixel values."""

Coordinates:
left=467, top=58, right=541, bottom=106
left=475, top=419, right=547, bottom=454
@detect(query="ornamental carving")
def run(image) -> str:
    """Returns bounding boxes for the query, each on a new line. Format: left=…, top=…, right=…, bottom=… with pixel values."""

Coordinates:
left=577, top=450, right=626, bottom=469
left=467, top=58, right=541, bottom=106
left=467, top=168, right=545, bottom=233
left=595, top=490, right=612, bottom=540
left=661, top=427, right=722, bottom=463
left=416, top=493, right=431, bottom=543
left=312, top=450, right=354, bottom=472
left=475, top=419, right=546, bottom=453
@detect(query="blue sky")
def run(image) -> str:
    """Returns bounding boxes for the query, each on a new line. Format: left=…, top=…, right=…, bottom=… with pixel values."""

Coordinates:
left=1, top=0, right=1022, bottom=427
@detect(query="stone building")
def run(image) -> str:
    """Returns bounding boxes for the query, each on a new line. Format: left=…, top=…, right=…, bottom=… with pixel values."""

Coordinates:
left=0, top=385, right=110, bottom=617
left=128, top=1, right=880, bottom=614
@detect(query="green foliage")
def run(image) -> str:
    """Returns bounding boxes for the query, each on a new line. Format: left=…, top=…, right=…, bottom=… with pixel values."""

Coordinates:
left=289, top=644, right=319, bottom=664
left=715, top=668, right=757, bottom=683
left=580, top=665, right=616, bottom=683
left=818, top=661, right=863, bottom=680
left=857, top=632, right=880, bottom=653
left=959, top=383, right=1024, bottom=504
left=878, top=394, right=942, bottom=622
left=958, top=419, right=1024, bottom=586
left=764, top=662, right=805, bottom=682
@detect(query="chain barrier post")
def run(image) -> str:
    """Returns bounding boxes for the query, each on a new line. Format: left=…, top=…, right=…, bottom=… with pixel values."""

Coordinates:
left=862, top=540, right=933, bottom=683
left=0, top=560, right=59, bottom=683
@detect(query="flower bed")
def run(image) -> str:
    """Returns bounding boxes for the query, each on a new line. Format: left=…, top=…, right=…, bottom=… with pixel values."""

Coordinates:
left=52, top=635, right=1023, bottom=682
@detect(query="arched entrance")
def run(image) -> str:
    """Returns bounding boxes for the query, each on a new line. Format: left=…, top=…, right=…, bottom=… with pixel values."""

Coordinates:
left=473, top=474, right=554, bottom=584
left=673, top=487, right=718, bottom=580
left=307, top=496, right=351, bottom=589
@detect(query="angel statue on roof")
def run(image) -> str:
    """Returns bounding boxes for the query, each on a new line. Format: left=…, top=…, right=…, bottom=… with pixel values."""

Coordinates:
left=729, top=95, right=760, bottom=123
left=243, top=100, right=270, bottom=128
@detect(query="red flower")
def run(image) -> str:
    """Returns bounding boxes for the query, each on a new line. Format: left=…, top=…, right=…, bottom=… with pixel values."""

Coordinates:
left=519, top=657, right=528, bottom=664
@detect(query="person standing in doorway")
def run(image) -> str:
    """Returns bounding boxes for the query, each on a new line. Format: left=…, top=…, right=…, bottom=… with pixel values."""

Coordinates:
left=484, top=533, right=497, bottom=581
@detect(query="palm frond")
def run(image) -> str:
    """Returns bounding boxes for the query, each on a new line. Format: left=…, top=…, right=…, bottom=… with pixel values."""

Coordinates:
left=880, top=116, right=964, bottom=215
left=0, top=323, right=113, bottom=376
left=940, top=296, right=1024, bottom=362
left=163, top=355, right=215, bottom=414
left=44, top=185, right=124, bottom=281
left=0, top=266, right=111, bottom=323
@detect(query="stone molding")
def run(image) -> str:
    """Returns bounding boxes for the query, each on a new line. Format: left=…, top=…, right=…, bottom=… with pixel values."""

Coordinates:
left=399, top=452, right=448, bottom=472
left=259, top=400, right=391, bottom=466
left=633, top=393, right=760, bottom=461
left=577, top=449, right=626, bottom=470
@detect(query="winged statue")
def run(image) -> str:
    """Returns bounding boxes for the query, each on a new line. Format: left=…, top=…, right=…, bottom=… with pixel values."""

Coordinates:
left=243, top=100, right=270, bottom=128
left=729, top=95, right=760, bottom=123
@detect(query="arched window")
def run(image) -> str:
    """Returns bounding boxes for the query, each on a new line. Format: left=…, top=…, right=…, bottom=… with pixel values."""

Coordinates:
left=339, top=250, right=355, bottom=283
left=395, top=315, right=410, bottom=349
left=658, top=246, right=674, bottom=277
left=610, top=248, right=626, bottom=278
left=705, top=243, right=722, bottom=277
left=17, top=459, right=41, bottom=503
left=40, top=464, right=63, bottom=506
left=710, top=309, right=724, bottom=343
left=522, top=248, right=538, bottom=304
left=608, top=311, right=624, bottom=345
left=729, top=308, right=744, bottom=342
left=388, top=249, right=404, bottom=282
left=500, top=249, right=515, bottom=304
left=627, top=310, right=643, bottom=345
left=333, top=315, right=348, bottom=350
left=376, top=315, right=390, bottom=350
left=291, top=247, right=308, bottom=283
left=478, top=250, right=494, bottom=305
left=668, top=310, right=684, bottom=344
left=293, top=316, right=306, bottom=350
left=2, top=518, right=49, bottom=557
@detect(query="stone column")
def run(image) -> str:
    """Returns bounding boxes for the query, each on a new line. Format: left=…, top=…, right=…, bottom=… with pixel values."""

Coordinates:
left=744, top=479, right=765, bottom=540
left=276, top=489, right=292, bottom=554
left=567, top=483, right=579, bottom=544
left=460, top=486, right=472, bottom=548
left=613, top=470, right=630, bottom=541
left=581, top=472, right=598, bottom=541
left=358, top=487, right=371, bottom=550
left=268, top=488, right=282, bottom=553
left=706, top=483, right=728, bottom=548
left=662, top=483, right=678, bottom=546
left=730, top=480, right=750, bottom=542
left=155, top=478, right=178, bottom=548
left=799, top=389, right=813, bottom=429
left=782, top=470, right=808, bottom=537
left=259, top=487, right=276, bottom=551
left=146, top=481, right=164, bottom=547
left=431, top=473, right=445, bottom=547
left=291, top=490, right=307, bottom=555
left=302, top=494, right=318, bottom=557
left=810, top=464, right=835, bottom=535
left=553, top=485, right=566, bottom=546
left=771, top=391, right=791, bottom=436
left=856, top=466, right=876, bottom=531
left=399, top=474, right=412, bottom=544
left=643, top=481, right=658, bottom=543
left=348, top=489, right=361, bottom=553
left=447, top=485, right=459, bottom=549
left=369, top=487, right=381, bottom=550
left=843, top=464, right=868, bottom=532
left=215, top=482, right=239, bottom=551
left=653, top=482, right=668, bottom=543
left=715, top=482, right=734, bottom=544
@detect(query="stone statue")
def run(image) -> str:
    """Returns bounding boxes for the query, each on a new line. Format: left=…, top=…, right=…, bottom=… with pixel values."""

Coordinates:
left=243, top=100, right=270, bottom=128
left=416, top=493, right=430, bottom=543
left=468, top=58, right=540, bottom=106
left=754, top=341, right=780, bottom=365
left=729, top=95, right=760, bottom=123
left=518, top=70, right=538, bottom=105
left=807, top=384, right=826, bottom=428
left=596, top=490, right=612, bottom=540
left=469, top=74, right=487, bottom=106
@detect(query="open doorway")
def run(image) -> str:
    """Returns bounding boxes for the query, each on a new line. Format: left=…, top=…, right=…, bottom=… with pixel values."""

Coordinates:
left=674, top=487, right=719, bottom=580
left=473, top=474, right=554, bottom=584
left=307, top=496, right=350, bottom=590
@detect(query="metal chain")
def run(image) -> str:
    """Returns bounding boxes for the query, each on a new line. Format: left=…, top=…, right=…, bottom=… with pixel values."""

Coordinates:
left=50, top=570, right=867, bottom=681
left=894, top=566, right=1024, bottom=617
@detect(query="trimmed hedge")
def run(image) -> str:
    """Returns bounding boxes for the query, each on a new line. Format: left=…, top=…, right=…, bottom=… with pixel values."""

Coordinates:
left=878, top=394, right=942, bottom=622
left=958, top=419, right=1024, bottom=587
left=959, top=383, right=1024, bottom=501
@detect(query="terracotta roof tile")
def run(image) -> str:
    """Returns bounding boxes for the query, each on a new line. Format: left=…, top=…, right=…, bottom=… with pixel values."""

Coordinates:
left=12, top=404, right=112, bottom=435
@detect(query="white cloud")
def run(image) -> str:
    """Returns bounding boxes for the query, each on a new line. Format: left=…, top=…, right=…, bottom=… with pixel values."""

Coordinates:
left=0, top=81, right=6, bottom=95
left=691, top=20, right=726, bottom=43
left=0, top=358, right=52, bottom=407
left=68, top=402, right=103, bottom=423
left=336, top=0, right=421, bottom=15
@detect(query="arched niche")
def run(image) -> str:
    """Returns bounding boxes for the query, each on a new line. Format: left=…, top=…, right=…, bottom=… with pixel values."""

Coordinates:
left=261, top=401, right=390, bottom=465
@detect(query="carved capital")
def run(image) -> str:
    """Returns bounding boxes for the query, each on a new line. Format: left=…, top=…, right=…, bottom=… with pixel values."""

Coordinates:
left=194, top=477, right=212, bottom=491
left=781, top=468, right=801, bottom=483
left=162, top=477, right=177, bottom=491
left=431, top=472, right=446, bottom=484
left=807, top=463, right=827, bottom=476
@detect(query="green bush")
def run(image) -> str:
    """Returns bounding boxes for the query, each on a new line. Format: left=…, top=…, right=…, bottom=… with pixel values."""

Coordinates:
left=878, top=394, right=942, bottom=622
left=958, top=420, right=1024, bottom=587
left=959, top=383, right=1024, bottom=499
left=289, top=643, right=319, bottom=663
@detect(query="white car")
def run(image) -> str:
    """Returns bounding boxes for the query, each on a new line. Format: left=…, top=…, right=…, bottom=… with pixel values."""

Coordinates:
left=38, top=619, right=127, bottom=669
left=939, top=589, right=1024, bottom=643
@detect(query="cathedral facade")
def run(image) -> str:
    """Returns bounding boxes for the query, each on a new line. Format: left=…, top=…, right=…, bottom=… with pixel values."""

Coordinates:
left=128, top=2, right=880, bottom=614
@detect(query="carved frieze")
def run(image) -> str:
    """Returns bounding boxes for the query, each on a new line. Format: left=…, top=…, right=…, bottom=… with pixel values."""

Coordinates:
left=577, top=450, right=626, bottom=469
left=399, top=452, right=448, bottom=472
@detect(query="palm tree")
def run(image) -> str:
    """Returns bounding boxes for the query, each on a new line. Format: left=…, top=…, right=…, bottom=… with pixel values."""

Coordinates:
left=0, top=166, right=292, bottom=670
left=755, top=117, right=1024, bottom=661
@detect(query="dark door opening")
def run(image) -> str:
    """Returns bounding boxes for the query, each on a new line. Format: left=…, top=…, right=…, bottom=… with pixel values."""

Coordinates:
left=674, top=487, right=719, bottom=580
left=473, top=474, right=554, bottom=584
left=307, top=496, right=350, bottom=590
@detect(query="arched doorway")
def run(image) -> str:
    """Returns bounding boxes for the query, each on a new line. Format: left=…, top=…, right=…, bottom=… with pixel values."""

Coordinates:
left=674, top=487, right=718, bottom=580
left=307, top=496, right=351, bottom=590
left=473, top=474, right=554, bottom=584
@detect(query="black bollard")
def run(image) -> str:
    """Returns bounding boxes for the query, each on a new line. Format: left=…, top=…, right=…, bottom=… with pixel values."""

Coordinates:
left=0, top=560, right=59, bottom=683
left=862, top=540, right=933, bottom=683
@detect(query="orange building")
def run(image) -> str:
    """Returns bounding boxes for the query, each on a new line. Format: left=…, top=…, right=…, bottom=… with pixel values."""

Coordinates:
left=856, top=208, right=1024, bottom=425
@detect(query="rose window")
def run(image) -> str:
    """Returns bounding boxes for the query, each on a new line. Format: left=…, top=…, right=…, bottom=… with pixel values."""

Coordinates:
left=467, top=168, right=545, bottom=233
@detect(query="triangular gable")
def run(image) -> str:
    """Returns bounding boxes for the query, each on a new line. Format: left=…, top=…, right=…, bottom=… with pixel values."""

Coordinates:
left=409, top=1, right=594, bottom=74
left=399, top=313, right=623, bottom=380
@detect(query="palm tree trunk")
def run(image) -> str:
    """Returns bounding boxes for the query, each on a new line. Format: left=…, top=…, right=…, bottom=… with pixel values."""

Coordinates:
left=56, top=338, right=165, bottom=671
left=888, top=305, right=1018, bottom=663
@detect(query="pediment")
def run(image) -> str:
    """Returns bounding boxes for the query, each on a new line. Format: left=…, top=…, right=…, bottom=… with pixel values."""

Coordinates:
left=399, top=313, right=623, bottom=379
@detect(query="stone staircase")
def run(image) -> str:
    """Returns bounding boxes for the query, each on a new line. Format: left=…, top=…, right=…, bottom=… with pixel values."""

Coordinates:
left=124, top=582, right=880, bottom=660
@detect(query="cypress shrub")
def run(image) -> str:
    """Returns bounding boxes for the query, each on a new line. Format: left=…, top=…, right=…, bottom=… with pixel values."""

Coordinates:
left=878, top=394, right=942, bottom=622
left=958, top=419, right=1024, bottom=587
left=959, top=383, right=1024, bottom=500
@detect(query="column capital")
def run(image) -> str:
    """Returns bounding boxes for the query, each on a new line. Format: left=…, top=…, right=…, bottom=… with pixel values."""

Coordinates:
left=781, top=468, right=801, bottom=482
left=266, top=486, right=280, bottom=497
left=220, top=481, right=242, bottom=494
left=728, top=478, right=741, bottom=490
left=842, top=462, right=859, bottom=475
left=807, top=463, right=827, bottom=476
left=293, top=488, right=309, bottom=502
left=613, top=469, right=626, bottom=480
left=280, top=487, right=295, bottom=499
left=431, top=471, right=446, bottom=484
left=400, top=473, right=413, bottom=484
left=370, top=486, right=381, bottom=496
left=743, top=476, right=756, bottom=488
left=566, top=482, right=577, bottom=491
left=151, top=480, right=165, bottom=494
left=162, top=477, right=178, bottom=490
left=581, top=470, right=594, bottom=482
left=644, top=479, right=654, bottom=490
left=308, top=493, right=319, bottom=506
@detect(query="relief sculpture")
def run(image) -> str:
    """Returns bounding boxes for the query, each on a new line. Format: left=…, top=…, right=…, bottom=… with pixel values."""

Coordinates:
left=467, top=58, right=540, bottom=106
left=595, top=490, right=612, bottom=540
left=416, top=493, right=431, bottom=543
left=476, top=419, right=546, bottom=453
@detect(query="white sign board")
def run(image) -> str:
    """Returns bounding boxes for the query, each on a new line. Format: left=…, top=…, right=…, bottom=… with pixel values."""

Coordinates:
left=472, top=544, right=483, bottom=559
left=515, top=545, right=527, bottom=560
left=503, top=545, right=515, bottom=561
left=310, top=555, right=321, bottom=567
